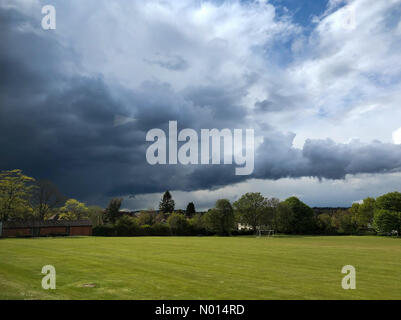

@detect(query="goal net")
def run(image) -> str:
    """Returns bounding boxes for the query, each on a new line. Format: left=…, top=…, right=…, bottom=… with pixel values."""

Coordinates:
left=257, top=229, right=275, bottom=237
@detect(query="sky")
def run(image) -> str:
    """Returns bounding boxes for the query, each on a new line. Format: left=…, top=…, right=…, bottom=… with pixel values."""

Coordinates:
left=1, top=0, right=401, bottom=210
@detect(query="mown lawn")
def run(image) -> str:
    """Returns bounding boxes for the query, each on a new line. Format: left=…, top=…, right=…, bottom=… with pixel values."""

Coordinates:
left=0, top=236, right=400, bottom=300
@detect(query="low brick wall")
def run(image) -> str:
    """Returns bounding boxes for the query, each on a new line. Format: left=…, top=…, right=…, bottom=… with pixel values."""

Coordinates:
left=70, top=226, right=92, bottom=236
left=39, top=227, right=68, bottom=236
left=1, top=221, right=92, bottom=238
left=2, top=228, right=32, bottom=237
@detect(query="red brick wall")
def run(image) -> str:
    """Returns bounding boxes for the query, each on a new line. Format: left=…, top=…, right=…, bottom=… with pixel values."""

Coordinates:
left=1, top=225, right=92, bottom=237
left=70, top=226, right=92, bottom=236
left=3, top=228, right=32, bottom=237
left=40, top=227, right=67, bottom=236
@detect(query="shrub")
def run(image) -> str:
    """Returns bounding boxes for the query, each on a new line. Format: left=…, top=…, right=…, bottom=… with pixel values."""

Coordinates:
left=231, top=229, right=254, bottom=236
left=316, top=213, right=335, bottom=234
left=93, top=224, right=115, bottom=236
left=331, top=210, right=358, bottom=235
left=188, top=214, right=208, bottom=235
left=151, top=223, right=171, bottom=236
left=137, top=211, right=157, bottom=226
left=139, top=224, right=153, bottom=236
left=373, top=209, right=401, bottom=235
left=167, top=212, right=190, bottom=235
left=115, top=216, right=139, bottom=236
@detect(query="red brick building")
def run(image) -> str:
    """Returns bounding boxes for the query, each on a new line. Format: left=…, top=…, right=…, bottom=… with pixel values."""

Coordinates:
left=0, top=220, right=92, bottom=238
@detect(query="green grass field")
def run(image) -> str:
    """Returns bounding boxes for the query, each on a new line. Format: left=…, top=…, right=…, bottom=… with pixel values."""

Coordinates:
left=0, top=236, right=400, bottom=300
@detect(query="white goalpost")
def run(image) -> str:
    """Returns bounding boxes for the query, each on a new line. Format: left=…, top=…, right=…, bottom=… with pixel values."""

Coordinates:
left=257, top=228, right=275, bottom=237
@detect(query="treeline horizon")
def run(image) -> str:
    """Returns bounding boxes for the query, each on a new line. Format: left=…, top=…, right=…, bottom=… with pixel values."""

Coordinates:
left=1, top=169, right=400, bottom=237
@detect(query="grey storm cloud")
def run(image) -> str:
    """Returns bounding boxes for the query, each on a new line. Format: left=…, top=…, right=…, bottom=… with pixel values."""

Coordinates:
left=254, top=133, right=401, bottom=180
left=254, top=93, right=303, bottom=113
left=145, top=54, right=189, bottom=71
left=1, top=4, right=401, bottom=206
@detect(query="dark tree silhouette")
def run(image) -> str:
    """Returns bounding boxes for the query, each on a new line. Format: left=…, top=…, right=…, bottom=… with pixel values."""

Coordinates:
left=186, top=202, right=196, bottom=217
left=104, top=198, right=123, bottom=223
left=159, top=191, right=175, bottom=213
left=33, top=180, right=66, bottom=220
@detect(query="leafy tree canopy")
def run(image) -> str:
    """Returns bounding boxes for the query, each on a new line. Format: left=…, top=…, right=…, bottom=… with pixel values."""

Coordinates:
left=0, top=169, right=36, bottom=221
left=233, top=192, right=269, bottom=231
left=375, top=192, right=401, bottom=212
left=205, top=199, right=235, bottom=236
left=282, top=197, right=315, bottom=234
left=59, top=199, right=89, bottom=220
left=373, top=209, right=401, bottom=234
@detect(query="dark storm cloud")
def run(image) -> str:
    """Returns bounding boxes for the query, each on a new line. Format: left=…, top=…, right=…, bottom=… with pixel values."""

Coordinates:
left=2, top=5, right=401, bottom=206
left=302, top=139, right=401, bottom=178
left=0, top=7, right=146, bottom=202
left=0, top=6, right=250, bottom=204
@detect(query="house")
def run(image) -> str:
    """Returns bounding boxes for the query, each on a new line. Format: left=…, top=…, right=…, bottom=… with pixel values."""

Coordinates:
left=237, top=223, right=252, bottom=231
left=0, top=220, right=92, bottom=238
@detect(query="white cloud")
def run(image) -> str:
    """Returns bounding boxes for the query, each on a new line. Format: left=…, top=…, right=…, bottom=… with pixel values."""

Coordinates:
left=392, top=127, right=401, bottom=144
left=48, top=0, right=298, bottom=93
left=280, top=0, right=401, bottom=146
left=17, top=0, right=401, bottom=147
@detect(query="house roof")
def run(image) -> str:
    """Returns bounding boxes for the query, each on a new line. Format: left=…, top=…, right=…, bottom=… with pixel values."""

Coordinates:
left=2, top=220, right=92, bottom=228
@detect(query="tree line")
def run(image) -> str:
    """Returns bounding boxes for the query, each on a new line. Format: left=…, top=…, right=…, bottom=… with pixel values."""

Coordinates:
left=97, top=190, right=401, bottom=237
left=1, top=169, right=400, bottom=237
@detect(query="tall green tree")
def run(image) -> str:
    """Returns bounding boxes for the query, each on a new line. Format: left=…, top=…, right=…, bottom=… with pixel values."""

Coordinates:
left=104, top=198, right=123, bottom=223
left=205, top=199, right=235, bottom=235
left=351, top=197, right=375, bottom=229
left=186, top=202, right=196, bottom=217
left=282, top=197, right=316, bottom=234
left=159, top=191, right=175, bottom=213
left=373, top=192, right=401, bottom=235
left=274, top=202, right=294, bottom=233
left=0, top=169, right=36, bottom=221
left=233, top=192, right=269, bottom=231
